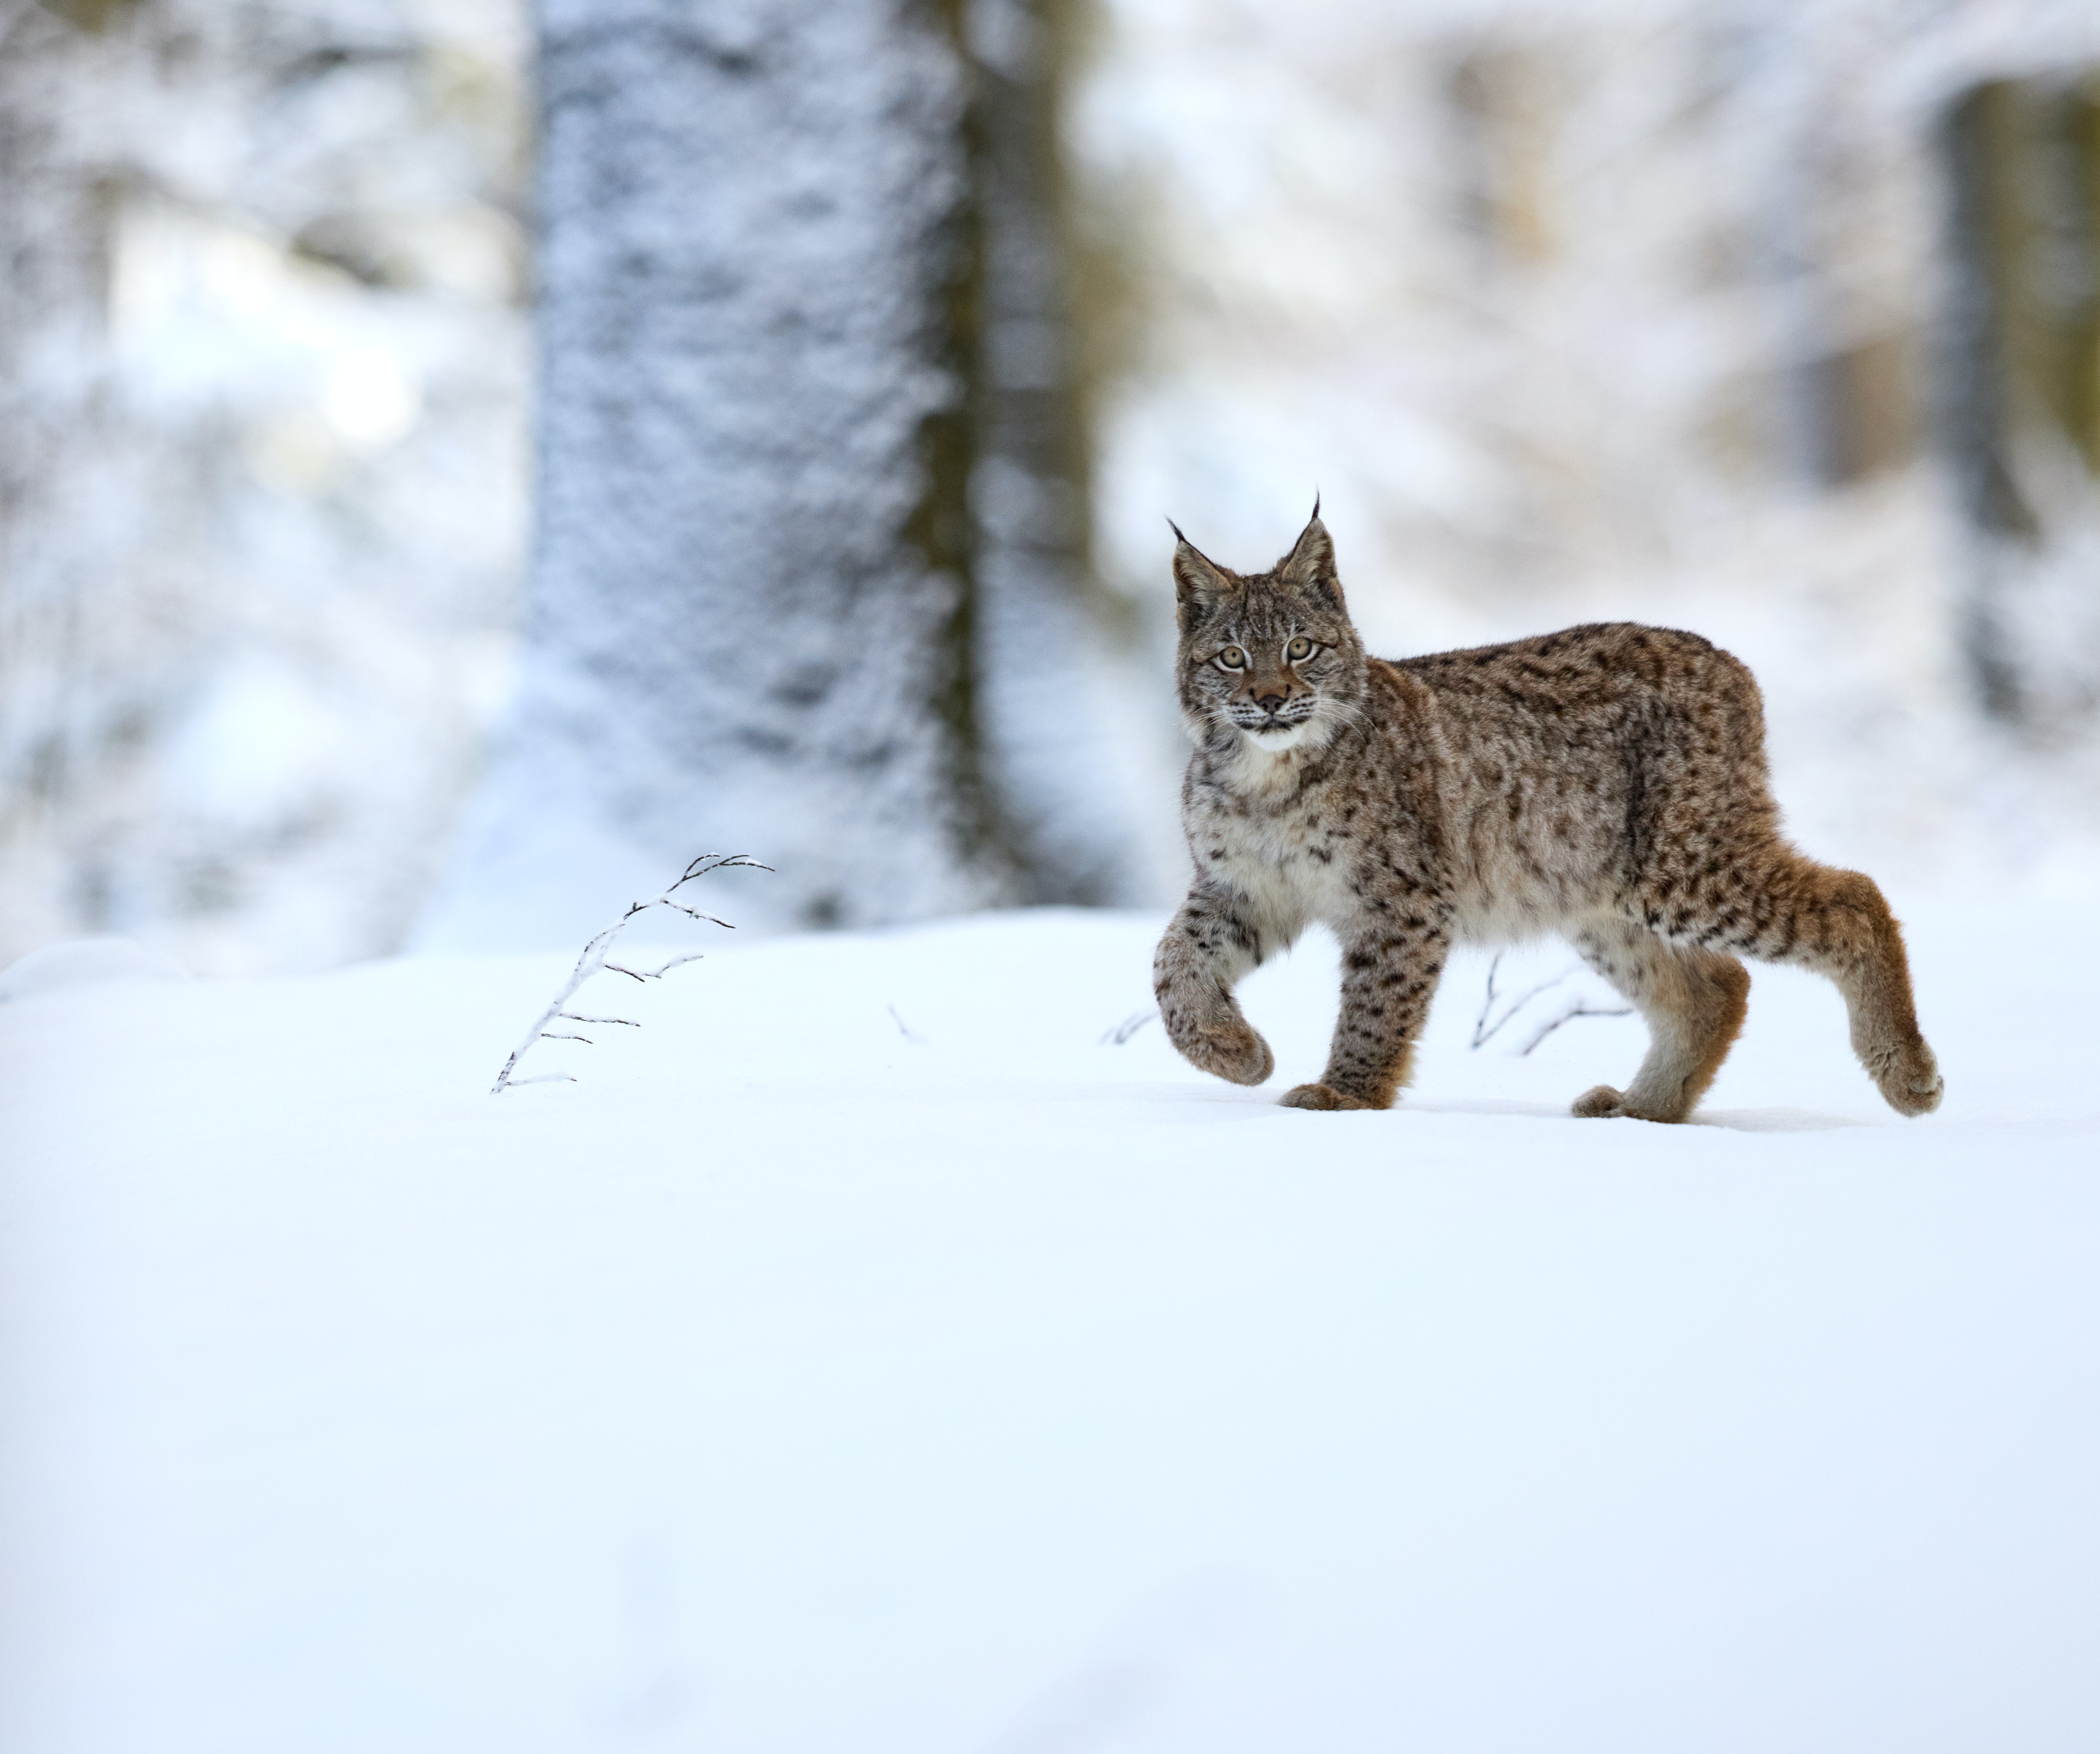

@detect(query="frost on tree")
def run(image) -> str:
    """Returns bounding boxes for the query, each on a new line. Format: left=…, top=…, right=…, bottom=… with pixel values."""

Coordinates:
left=427, top=0, right=1141, bottom=947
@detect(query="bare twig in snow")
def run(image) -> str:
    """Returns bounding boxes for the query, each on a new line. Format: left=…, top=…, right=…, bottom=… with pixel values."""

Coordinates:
left=1471, top=951, right=1633, bottom=1055
left=1518, top=994, right=1635, bottom=1055
left=1100, top=1009, right=1156, bottom=1046
left=490, top=852, right=771, bottom=1094
left=1471, top=952, right=1577, bottom=1049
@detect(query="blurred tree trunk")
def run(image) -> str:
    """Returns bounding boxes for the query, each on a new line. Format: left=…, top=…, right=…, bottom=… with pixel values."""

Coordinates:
left=970, top=0, right=1138, bottom=907
left=430, top=0, right=1136, bottom=944
left=1941, top=75, right=2100, bottom=730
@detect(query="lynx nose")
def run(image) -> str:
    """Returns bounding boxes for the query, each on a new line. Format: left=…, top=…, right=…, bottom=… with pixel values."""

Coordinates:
left=1255, top=691, right=1286, bottom=714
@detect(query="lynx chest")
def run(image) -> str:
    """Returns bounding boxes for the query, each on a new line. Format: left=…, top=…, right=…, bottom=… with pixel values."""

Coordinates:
left=1189, top=769, right=1376, bottom=937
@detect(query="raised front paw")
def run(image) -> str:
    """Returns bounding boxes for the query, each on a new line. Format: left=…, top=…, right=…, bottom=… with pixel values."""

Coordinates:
left=1175, top=1016, right=1275, bottom=1087
left=1279, top=1082, right=1381, bottom=1112
left=1872, top=1039, right=1945, bottom=1118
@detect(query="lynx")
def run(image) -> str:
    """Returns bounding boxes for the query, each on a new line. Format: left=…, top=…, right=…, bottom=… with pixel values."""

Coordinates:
left=1151, top=507, right=1943, bottom=1123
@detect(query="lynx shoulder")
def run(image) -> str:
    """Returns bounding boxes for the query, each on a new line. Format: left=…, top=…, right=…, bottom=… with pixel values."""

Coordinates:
left=1151, top=507, right=1942, bottom=1123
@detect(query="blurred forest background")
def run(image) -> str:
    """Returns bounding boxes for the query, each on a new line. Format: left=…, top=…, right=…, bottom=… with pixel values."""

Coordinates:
left=3, top=0, right=2098, bottom=974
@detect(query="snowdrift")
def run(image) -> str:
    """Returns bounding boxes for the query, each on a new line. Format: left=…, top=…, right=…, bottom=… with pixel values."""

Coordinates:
left=3, top=904, right=2097, bottom=1753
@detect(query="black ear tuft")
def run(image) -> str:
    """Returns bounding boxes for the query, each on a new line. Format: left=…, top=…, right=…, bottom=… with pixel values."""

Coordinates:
left=1279, top=503, right=1345, bottom=613
left=1169, top=521, right=1232, bottom=609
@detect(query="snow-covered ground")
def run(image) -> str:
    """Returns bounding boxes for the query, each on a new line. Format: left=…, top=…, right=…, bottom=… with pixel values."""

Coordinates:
left=3, top=902, right=2098, bottom=1753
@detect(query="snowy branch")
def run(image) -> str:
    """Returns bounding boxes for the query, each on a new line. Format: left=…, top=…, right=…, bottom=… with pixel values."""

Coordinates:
left=490, top=853, right=771, bottom=1094
left=1471, top=953, right=1572, bottom=1049
left=1517, top=995, right=1633, bottom=1055
left=1470, top=953, right=1630, bottom=1055
left=1100, top=1009, right=1156, bottom=1046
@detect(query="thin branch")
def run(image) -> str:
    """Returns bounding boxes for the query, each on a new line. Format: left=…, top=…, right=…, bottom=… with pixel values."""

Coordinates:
left=1470, top=951, right=1504, bottom=1047
left=1518, top=996, right=1635, bottom=1056
left=645, top=953, right=708, bottom=978
left=505, top=1073, right=578, bottom=1086
left=1471, top=952, right=1578, bottom=1050
left=490, top=853, right=769, bottom=1093
left=664, top=902, right=734, bottom=929
left=667, top=853, right=773, bottom=898
left=888, top=1003, right=927, bottom=1044
left=1101, top=1009, right=1156, bottom=1046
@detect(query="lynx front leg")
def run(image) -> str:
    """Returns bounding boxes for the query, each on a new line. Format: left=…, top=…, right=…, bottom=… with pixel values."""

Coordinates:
left=1153, top=886, right=1277, bottom=1087
left=1282, top=924, right=1450, bottom=1112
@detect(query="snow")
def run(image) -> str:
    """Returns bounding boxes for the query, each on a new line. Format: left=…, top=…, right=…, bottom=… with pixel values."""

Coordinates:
left=4, top=902, right=2098, bottom=1752
left=0, top=937, right=188, bottom=1005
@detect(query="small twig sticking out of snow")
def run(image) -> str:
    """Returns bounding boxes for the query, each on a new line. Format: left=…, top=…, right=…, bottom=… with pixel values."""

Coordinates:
left=1471, top=952, right=1633, bottom=1055
left=1470, top=953, right=1576, bottom=1050
left=887, top=1004, right=927, bottom=1044
left=1518, top=994, right=1635, bottom=1055
left=1101, top=1009, right=1156, bottom=1046
left=605, top=950, right=713, bottom=984
left=490, top=853, right=771, bottom=1094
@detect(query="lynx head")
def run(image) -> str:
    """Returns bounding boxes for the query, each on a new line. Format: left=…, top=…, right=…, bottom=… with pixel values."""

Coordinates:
left=1170, top=503, right=1368, bottom=755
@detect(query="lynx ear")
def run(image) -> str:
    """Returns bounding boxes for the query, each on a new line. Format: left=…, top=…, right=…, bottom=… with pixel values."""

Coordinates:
left=1280, top=498, right=1344, bottom=612
left=1169, top=520, right=1232, bottom=608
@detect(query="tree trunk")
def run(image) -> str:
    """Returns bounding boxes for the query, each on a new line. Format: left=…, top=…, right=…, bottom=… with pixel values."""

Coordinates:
left=431, top=0, right=1043, bottom=945
left=969, top=0, right=1141, bottom=907
left=1939, top=75, right=2100, bottom=731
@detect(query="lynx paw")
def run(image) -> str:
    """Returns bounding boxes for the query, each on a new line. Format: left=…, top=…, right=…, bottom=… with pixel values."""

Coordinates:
left=1571, top=1084, right=1686, bottom=1123
left=1180, top=1020, right=1275, bottom=1087
left=1873, top=1041, right=1944, bottom=1117
left=1279, top=1082, right=1381, bottom=1111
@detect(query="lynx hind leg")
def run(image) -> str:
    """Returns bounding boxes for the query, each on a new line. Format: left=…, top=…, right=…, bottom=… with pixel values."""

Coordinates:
left=1568, top=919, right=1750, bottom=1123
left=1723, top=855, right=1943, bottom=1117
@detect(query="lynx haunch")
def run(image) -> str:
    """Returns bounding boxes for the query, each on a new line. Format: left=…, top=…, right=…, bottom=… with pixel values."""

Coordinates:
left=1152, top=507, right=1943, bottom=1123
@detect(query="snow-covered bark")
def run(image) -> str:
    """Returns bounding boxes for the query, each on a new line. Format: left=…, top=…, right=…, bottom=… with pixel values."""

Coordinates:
left=428, top=0, right=1012, bottom=946
left=423, top=0, right=1160, bottom=949
left=969, top=0, right=1152, bottom=906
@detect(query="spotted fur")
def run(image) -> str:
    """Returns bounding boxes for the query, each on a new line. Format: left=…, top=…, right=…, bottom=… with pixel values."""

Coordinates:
left=1151, top=508, right=1943, bottom=1123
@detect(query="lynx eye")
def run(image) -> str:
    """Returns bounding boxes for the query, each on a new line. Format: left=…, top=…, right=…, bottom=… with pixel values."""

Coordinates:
left=1286, top=636, right=1313, bottom=661
left=1216, top=646, right=1247, bottom=670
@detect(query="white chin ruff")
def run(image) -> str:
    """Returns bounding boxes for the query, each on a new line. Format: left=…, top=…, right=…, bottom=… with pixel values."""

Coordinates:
left=1244, top=721, right=1315, bottom=751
